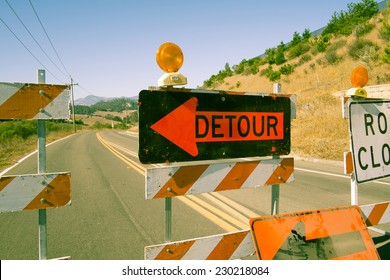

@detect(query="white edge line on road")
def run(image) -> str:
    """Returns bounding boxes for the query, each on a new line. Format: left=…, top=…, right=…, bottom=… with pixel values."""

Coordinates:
left=295, top=167, right=390, bottom=186
left=295, top=167, right=350, bottom=179
left=0, top=133, right=77, bottom=177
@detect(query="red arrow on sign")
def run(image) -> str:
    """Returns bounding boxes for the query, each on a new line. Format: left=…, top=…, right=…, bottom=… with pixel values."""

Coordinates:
left=151, top=97, right=284, bottom=156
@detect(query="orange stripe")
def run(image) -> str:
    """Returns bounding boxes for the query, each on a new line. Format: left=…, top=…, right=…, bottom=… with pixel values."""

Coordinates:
left=155, top=240, right=196, bottom=260
left=365, top=202, right=390, bottom=226
left=24, top=174, right=71, bottom=211
left=153, top=165, right=208, bottom=198
left=207, top=231, right=249, bottom=260
left=264, top=158, right=294, bottom=186
left=0, top=84, right=66, bottom=119
left=215, top=161, right=259, bottom=192
left=0, top=177, right=15, bottom=192
left=344, top=151, right=353, bottom=174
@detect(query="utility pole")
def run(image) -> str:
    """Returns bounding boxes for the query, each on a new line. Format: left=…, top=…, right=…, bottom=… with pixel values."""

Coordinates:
left=70, top=77, right=78, bottom=133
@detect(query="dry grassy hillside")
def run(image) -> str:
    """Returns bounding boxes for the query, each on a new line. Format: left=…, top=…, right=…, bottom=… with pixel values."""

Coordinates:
left=206, top=9, right=390, bottom=161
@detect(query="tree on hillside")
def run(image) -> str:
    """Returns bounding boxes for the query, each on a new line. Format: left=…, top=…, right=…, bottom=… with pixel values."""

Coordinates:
left=302, top=28, right=311, bottom=41
left=323, top=0, right=378, bottom=36
left=290, top=31, right=302, bottom=47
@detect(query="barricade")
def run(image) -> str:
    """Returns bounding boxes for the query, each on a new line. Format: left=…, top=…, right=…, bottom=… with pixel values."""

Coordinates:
left=341, top=72, right=390, bottom=237
left=140, top=84, right=296, bottom=260
left=0, top=70, right=71, bottom=259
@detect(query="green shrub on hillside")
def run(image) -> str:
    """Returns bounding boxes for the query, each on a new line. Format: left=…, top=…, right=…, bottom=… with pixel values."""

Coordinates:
left=269, top=71, right=281, bottom=81
left=232, top=59, right=246, bottom=75
left=275, top=50, right=287, bottom=65
left=354, top=22, right=376, bottom=37
left=380, top=20, right=390, bottom=40
left=313, top=34, right=331, bottom=53
left=382, top=47, right=390, bottom=64
left=287, top=43, right=311, bottom=60
left=348, top=39, right=380, bottom=60
left=325, top=50, right=342, bottom=64
left=280, top=64, right=295, bottom=75
left=299, top=54, right=312, bottom=65
left=328, top=39, right=347, bottom=52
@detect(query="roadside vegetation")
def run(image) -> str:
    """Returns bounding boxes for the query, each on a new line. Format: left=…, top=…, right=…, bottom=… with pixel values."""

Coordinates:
left=0, top=120, right=77, bottom=169
left=202, top=0, right=390, bottom=160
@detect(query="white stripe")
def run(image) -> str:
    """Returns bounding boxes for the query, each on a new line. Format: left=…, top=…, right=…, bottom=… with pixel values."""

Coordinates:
left=242, top=160, right=274, bottom=188
left=33, top=89, right=70, bottom=119
left=379, top=204, right=390, bottom=224
left=360, top=204, right=375, bottom=220
left=187, top=162, right=232, bottom=195
left=182, top=236, right=221, bottom=260
left=0, top=174, right=55, bottom=212
left=360, top=202, right=390, bottom=225
left=295, top=167, right=350, bottom=179
left=0, top=83, right=23, bottom=105
left=146, top=166, right=180, bottom=199
left=144, top=245, right=163, bottom=260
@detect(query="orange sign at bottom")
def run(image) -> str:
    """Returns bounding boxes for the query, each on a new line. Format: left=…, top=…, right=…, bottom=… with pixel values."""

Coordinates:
left=250, top=206, right=379, bottom=260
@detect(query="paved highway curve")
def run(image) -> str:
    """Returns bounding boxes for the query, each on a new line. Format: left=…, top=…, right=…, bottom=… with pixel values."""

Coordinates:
left=0, top=130, right=389, bottom=259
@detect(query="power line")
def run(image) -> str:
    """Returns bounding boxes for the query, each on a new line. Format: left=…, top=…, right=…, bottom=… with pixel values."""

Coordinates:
left=0, top=15, right=65, bottom=83
left=5, top=0, right=69, bottom=80
left=28, top=0, right=71, bottom=77
left=1, top=0, right=94, bottom=96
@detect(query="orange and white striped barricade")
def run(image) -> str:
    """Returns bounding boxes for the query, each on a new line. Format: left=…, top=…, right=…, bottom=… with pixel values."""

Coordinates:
left=145, top=229, right=254, bottom=260
left=0, top=172, right=71, bottom=213
left=146, top=157, right=294, bottom=199
left=1, top=77, right=71, bottom=259
left=360, top=201, right=390, bottom=227
left=0, top=82, right=70, bottom=120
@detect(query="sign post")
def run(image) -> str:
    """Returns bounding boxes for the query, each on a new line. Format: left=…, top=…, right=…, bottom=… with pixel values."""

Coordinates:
left=37, top=69, right=47, bottom=260
left=271, top=83, right=281, bottom=215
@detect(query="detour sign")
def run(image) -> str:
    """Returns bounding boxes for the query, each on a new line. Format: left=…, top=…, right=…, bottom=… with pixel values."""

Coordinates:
left=249, top=206, right=379, bottom=260
left=138, top=89, right=291, bottom=164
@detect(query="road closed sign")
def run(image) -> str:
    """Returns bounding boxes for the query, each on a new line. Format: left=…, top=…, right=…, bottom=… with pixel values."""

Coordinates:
left=349, top=100, right=390, bottom=183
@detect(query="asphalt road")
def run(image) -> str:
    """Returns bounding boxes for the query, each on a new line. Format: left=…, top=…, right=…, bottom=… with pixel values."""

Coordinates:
left=0, top=130, right=389, bottom=260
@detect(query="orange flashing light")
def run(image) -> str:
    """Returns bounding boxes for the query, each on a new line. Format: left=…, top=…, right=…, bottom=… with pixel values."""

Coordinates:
left=156, top=42, right=184, bottom=73
left=351, top=66, right=368, bottom=88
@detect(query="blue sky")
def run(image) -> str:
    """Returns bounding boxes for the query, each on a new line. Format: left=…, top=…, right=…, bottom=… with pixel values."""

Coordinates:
left=0, top=0, right=380, bottom=99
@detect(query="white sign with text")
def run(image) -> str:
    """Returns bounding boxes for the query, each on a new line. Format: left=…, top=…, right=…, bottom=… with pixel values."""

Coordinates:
left=349, top=100, right=390, bottom=183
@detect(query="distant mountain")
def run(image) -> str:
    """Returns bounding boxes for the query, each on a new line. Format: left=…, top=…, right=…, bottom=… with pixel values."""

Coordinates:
left=74, top=95, right=112, bottom=106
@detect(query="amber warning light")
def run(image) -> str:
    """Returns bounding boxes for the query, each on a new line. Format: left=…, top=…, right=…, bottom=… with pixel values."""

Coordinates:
left=156, top=42, right=187, bottom=87
left=348, top=66, right=368, bottom=98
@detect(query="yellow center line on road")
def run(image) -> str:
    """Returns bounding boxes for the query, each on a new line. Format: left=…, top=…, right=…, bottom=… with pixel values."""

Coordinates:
left=96, top=133, right=145, bottom=176
left=102, top=139, right=139, bottom=158
left=176, top=196, right=240, bottom=232
left=96, top=132, right=259, bottom=233
left=186, top=195, right=249, bottom=230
